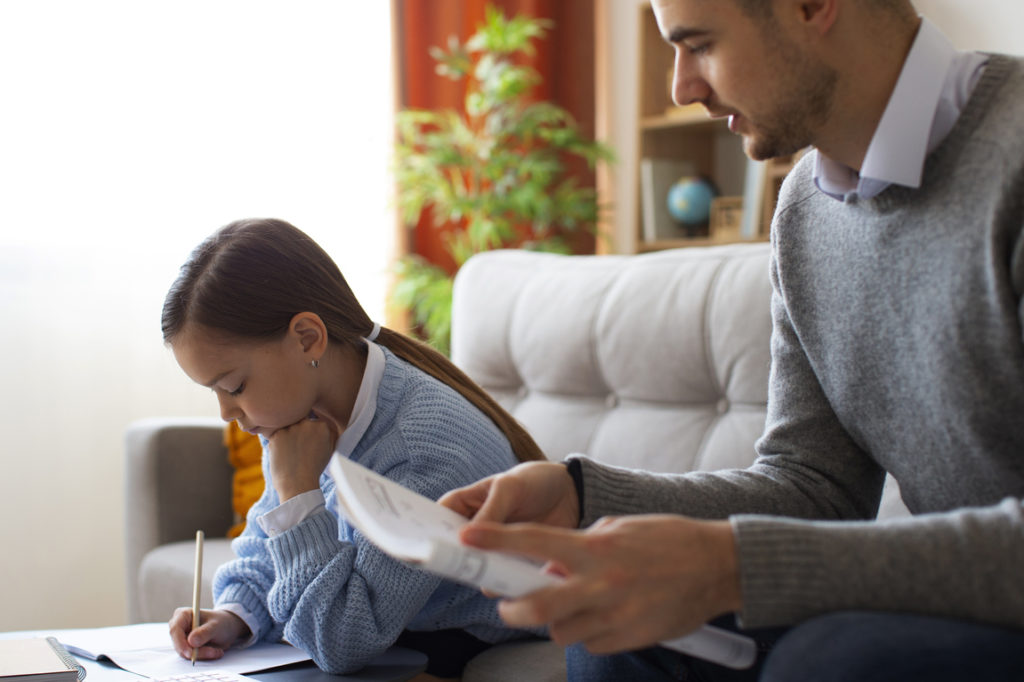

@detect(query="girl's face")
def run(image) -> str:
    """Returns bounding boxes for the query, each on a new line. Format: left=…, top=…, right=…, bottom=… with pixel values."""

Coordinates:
left=172, top=323, right=318, bottom=439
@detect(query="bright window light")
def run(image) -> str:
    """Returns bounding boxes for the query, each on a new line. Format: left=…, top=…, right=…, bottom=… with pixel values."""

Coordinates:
left=0, top=0, right=394, bottom=318
left=0, top=1, right=395, bottom=629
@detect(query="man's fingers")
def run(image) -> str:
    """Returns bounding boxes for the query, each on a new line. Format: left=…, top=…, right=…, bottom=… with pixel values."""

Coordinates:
left=438, top=481, right=488, bottom=519
left=470, top=480, right=520, bottom=524
left=546, top=607, right=618, bottom=649
left=460, top=522, right=581, bottom=566
left=496, top=573, right=606, bottom=630
left=442, top=476, right=517, bottom=524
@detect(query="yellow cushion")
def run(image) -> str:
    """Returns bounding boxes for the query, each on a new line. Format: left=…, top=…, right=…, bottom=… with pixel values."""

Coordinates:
left=223, top=422, right=265, bottom=538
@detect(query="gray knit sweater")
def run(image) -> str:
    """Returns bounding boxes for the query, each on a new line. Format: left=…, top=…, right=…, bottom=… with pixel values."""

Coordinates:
left=575, top=54, right=1024, bottom=630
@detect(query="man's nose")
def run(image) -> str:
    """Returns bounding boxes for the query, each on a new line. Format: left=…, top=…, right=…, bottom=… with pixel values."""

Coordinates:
left=672, top=49, right=712, bottom=107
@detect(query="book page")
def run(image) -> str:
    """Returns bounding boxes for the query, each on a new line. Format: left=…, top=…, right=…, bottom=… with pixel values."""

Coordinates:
left=6, top=623, right=310, bottom=677
left=329, top=455, right=558, bottom=596
left=329, top=454, right=462, bottom=561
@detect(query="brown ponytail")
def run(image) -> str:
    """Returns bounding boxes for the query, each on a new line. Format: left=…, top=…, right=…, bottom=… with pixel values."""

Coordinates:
left=163, top=217, right=544, bottom=463
left=374, top=327, right=544, bottom=463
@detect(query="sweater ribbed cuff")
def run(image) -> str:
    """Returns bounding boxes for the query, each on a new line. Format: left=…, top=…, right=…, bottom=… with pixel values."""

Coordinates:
left=215, top=583, right=271, bottom=642
left=571, top=455, right=653, bottom=527
left=731, top=515, right=834, bottom=629
left=266, top=507, right=341, bottom=576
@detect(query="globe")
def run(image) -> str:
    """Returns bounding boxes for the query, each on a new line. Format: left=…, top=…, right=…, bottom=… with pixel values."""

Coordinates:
left=667, top=176, right=717, bottom=226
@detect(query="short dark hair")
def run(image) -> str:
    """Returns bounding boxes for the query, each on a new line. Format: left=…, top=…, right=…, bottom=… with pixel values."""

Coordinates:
left=732, top=0, right=775, bottom=20
left=731, top=0, right=916, bottom=24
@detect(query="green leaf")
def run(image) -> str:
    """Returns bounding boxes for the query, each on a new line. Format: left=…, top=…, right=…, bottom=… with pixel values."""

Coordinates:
left=391, top=3, right=617, bottom=352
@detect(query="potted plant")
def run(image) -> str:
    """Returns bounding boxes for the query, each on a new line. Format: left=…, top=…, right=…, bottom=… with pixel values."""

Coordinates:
left=392, top=4, right=615, bottom=354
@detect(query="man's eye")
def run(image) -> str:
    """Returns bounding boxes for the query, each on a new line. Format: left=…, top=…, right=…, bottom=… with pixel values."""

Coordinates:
left=229, top=383, right=246, bottom=397
left=687, top=43, right=711, bottom=56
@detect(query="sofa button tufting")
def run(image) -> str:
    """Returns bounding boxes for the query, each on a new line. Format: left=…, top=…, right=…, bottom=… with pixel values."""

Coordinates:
left=716, top=398, right=729, bottom=414
left=606, top=393, right=619, bottom=408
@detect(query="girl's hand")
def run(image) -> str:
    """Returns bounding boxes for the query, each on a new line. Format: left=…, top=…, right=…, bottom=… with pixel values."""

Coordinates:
left=169, top=607, right=250, bottom=661
left=267, top=417, right=339, bottom=501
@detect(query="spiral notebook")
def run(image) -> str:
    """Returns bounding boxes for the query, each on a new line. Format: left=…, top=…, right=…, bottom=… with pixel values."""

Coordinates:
left=0, top=636, right=85, bottom=681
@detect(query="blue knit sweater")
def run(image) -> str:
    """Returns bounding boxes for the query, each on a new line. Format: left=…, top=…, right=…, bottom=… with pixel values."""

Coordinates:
left=212, top=348, right=530, bottom=674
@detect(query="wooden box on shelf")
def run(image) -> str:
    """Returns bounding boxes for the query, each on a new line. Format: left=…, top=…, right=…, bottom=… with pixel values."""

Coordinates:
left=710, top=196, right=744, bottom=242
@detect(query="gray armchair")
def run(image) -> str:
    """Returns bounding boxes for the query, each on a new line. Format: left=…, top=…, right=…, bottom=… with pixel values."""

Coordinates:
left=124, top=416, right=236, bottom=623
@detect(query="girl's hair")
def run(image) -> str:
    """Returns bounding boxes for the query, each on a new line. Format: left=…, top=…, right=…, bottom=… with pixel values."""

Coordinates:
left=162, top=217, right=544, bottom=463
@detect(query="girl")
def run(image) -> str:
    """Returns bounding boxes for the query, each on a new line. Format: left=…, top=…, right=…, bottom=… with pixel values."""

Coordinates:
left=162, top=218, right=544, bottom=679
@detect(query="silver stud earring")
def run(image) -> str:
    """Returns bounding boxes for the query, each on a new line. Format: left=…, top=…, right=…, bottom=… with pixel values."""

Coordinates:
left=310, top=359, right=319, bottom=369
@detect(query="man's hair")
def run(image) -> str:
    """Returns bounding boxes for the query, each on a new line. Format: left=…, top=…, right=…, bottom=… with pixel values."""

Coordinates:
left=731, top=0, right=916, bottom=24
left=731, top=0, right=774, bottom=21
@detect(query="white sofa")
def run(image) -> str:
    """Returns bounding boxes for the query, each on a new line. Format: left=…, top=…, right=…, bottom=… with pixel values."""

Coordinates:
left=125, top=243, right=907, bottom=681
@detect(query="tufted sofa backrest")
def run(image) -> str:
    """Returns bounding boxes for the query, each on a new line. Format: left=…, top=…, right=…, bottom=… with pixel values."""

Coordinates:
left=451, top=243, right=772, bottom=475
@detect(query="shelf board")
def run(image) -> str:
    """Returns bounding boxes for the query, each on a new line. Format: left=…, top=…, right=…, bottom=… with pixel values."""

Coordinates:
left=637, top=236, right=768, bottom=252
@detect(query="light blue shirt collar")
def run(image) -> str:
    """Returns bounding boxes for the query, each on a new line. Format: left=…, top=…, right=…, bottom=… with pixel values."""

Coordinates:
left=814, top=18, right=988, bottom=201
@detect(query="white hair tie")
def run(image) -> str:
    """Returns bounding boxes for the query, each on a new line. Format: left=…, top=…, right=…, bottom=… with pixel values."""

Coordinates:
left=366, top=321, right=381, bottom=342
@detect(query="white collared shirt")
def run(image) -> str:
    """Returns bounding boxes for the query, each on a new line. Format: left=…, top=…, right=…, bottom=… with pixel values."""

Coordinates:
left=814, top=18, right=988, bottom=202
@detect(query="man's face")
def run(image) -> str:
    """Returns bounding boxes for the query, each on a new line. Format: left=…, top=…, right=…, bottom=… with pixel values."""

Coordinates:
left=651, top=0, right=837, bottom=160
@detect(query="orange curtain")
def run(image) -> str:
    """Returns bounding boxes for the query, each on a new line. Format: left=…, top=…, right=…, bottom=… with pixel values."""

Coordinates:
left=393, top=0, right=596, bottom=272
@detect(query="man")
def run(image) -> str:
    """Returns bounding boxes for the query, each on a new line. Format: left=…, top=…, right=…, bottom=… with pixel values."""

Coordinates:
left=439, top=0, right=1024, bottom=680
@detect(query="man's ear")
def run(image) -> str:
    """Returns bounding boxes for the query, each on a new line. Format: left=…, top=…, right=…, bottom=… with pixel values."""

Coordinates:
left=289, top=312, right=328, bottom=359
left=795, top=0, right=839, bottom=34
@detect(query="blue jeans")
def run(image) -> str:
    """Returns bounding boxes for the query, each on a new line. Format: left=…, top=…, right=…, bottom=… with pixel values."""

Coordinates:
left=566, top=612, right=1024, bottom=681
left=566, top=616, right=782, bottom=682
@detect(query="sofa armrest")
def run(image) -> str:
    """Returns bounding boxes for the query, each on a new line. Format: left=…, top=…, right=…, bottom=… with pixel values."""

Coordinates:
left=124, top=416, right=234, bottom=622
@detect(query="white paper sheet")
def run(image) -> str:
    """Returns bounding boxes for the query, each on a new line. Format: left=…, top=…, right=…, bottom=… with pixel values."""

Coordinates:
left=17, top=623, right=310, bottom=678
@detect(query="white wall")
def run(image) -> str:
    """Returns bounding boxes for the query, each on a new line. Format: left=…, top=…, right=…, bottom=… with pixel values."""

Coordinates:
left=914, top=0, right=1024, bottom=53
left=0, top=2, right=394, bottom=630
left=601, top=0, right=1024, bottom=253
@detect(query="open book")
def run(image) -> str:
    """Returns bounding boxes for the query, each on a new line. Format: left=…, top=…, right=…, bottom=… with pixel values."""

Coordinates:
left=328, top=455, right=757, bottom=670
left=10, top=623, right=310, bottom=679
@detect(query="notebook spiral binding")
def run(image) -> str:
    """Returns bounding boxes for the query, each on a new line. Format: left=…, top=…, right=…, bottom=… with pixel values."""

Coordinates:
left=45, top=637, right=86, bottom=681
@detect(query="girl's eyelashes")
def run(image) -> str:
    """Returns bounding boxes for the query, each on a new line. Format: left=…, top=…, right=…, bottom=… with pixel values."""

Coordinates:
left=229, top=382, right=246, bottom=397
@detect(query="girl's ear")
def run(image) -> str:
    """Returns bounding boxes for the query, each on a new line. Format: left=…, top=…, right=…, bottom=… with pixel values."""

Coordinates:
left=289, top=312, right=328, bottom=360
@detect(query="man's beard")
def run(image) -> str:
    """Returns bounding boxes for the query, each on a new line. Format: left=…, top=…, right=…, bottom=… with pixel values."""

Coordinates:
left=743, top=40, right=838, bottom=161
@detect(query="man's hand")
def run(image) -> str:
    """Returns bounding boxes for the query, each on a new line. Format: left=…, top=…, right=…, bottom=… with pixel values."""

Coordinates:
left=266, top=417, right=338, bottom=501
left=460, top=515, right=743, bottom=654
left=439, top=460, right=580, bottom=529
